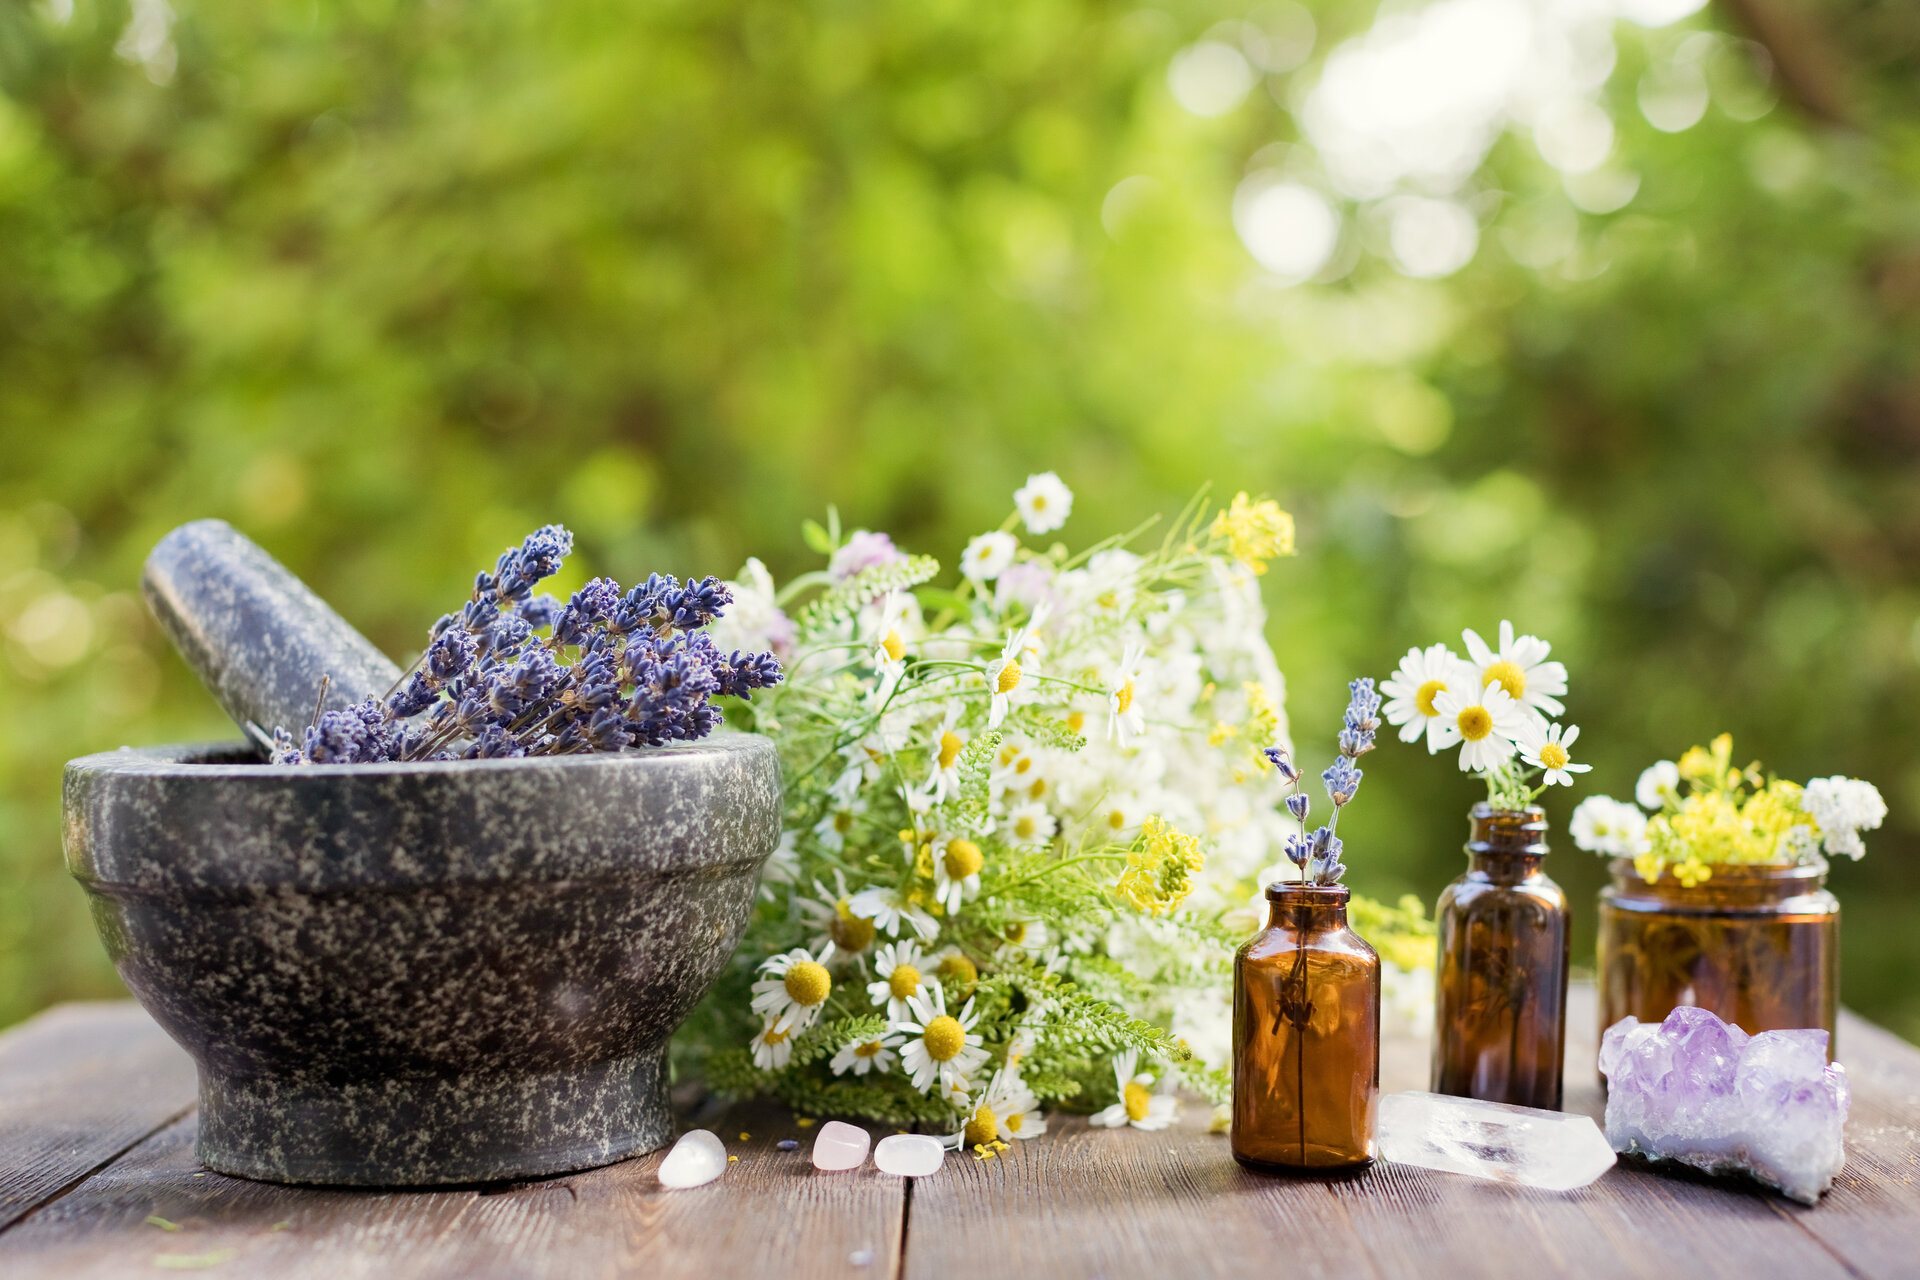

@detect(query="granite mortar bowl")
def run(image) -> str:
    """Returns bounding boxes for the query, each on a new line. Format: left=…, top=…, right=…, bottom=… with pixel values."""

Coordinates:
left=61, top=734, right=780, bottom=1187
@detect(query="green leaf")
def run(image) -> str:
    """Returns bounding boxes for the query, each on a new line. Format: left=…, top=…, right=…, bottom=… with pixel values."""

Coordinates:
left=801, top=518, right=833, bottom=556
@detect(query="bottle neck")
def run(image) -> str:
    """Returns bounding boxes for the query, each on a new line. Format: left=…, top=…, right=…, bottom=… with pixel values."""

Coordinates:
left=1265, top=883, right=1350, bottom=933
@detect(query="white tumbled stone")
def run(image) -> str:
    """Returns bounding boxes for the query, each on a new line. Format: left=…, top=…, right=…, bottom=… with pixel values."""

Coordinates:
left=812, top=1120, right=871, bottom=1171
left=657, top=1129, right=728, bottom=1188
left=873, top=1133, right=945, bottom=1177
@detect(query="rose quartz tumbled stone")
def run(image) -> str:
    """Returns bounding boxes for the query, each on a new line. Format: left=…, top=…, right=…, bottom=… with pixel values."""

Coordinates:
left=811, top=1120, right=871, bottom=1171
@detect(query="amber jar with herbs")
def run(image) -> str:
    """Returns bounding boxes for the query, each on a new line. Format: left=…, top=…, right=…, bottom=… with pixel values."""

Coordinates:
left=1431, top=804, right=1569, bottom=1110
left=1232, top=882, right=1380, bottom=1172
left=1597, top=858, right=1838, bottom=1055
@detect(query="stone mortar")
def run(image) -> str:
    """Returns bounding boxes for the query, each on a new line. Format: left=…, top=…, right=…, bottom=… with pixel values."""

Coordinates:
left=62, top=734, right=779, bottom=1187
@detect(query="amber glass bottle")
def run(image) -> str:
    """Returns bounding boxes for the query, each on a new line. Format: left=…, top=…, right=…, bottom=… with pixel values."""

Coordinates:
left=1431, top=804, right=1569, bottom=1110
left=1597, top=858, right=1838, bottom=1054
left=1232, top=883, right=1380, bottom=1172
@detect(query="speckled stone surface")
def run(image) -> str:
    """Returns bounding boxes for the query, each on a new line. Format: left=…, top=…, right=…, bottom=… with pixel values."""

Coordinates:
left=142, top=519, right=403, bottom=742
left=62, top=735, right=780, bottom=1187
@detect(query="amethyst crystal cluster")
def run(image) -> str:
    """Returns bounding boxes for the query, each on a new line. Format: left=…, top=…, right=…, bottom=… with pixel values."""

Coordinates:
left=272, top=525, right=782, bottom=763
left=1600, top=1006, right=1849, bottom=1205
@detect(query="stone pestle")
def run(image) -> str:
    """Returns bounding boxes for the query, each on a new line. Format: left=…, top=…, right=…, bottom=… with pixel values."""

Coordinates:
left=143, top=519, right=402, bottom=751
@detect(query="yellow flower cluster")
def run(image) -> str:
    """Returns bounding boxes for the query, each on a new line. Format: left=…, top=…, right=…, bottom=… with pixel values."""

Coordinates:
left=1210, top=493, right=1296, bottom=576
left=1115, top=816, right=1205, bottom=916
left=1637, top=734, right=1815, bottom=885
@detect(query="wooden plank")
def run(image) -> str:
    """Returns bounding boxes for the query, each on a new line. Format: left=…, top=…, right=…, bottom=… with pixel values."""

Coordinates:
left=0, top=1001, right=198, bottom=1230
left=0, top=1100, right=904, bottom=1280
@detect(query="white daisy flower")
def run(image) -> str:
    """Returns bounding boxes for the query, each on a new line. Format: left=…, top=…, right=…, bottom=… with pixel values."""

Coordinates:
left=1429, top=680, right=1530, bottom=773
left=848, top=885, right=940, bottom=942
left=866, top=939, right=928, bottom=1023
left=758, top=829, right=801, bottom=900
left=868, top=591, right=913, bottom=702
left=750, top=944, right=835, bottom=1034
left=1803, top=776, right=1887, bottom=860
left=996, top=918, right=1049, bottom=955
left=895, top=981, right=989, bottom=1096
left=1107, top=642, right=1146, bottom=745
left=1380, top=643, right=1478, bottom=751
left=829, top=1031, right=901, bottom=1077
left=1461, top=620, right=1568, bottom=723
left=811, top=796, right=865, bottom=852
left=796, top=872, right=878, bottom=959
left=1636, top=760, right=1681, bottom=810
left=1569, top=796, right=1651, bottom=857
left=1517, top=721, right=1592, bottom=787
left=961, top=531, right=1019, bottom=582
left=923, top=704, right=966, bottom=803
left=1003, top=801, right=1057, bottom=847
left=933, top=837, right=984, bottom=913
left=984, top=628, right=1029, bottom=729
left=1089, top=1049, right=1178, bottom=1131
left=946, top=1069, right=1048, bottom=1150
left=750, top=1018, right=797, bottom=1070
left=1013, top=471, right=1074, bottom=535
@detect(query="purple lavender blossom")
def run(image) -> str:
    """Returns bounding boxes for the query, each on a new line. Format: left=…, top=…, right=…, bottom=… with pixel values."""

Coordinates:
left=1322, top=757, right=1363, bottom=807
left=1261, top=745, right=1300, bottom=783
left=1285, top=792, right=1311, bottom=823
left=828, top=530, right=905, bottom=583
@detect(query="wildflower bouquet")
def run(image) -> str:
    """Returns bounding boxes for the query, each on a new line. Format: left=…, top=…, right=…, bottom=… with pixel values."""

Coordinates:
left=682, top=478, right=1432, bottom=1143
left=1572, top=733, right=1887, bottom=886
left=1379, top=622, right=1590, bottom=806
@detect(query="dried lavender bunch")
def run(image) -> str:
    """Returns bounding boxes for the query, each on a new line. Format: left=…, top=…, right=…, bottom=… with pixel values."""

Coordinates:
left=270, top=525, right=782, bottom=764
left=1260, top=677, right=1379, bottom=886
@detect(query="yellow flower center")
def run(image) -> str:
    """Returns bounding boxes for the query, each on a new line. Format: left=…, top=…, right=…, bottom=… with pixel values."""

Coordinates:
left=1005, top=1111, right=1025, bottom=1134
left=828, top=901, right=875, bottom=953
left=922, top=1014, right=966, bottom=1062
left=881, top=629, right=905, bottom=662
left=854, top=1039, right=884, bottom=1059
left=1415, top=679, right=1448, bottom=717
left=996, top=660, right=1023, bottom=694
left=943, top=839, right=983, bottom=880
left=1107, top=809, right=1127, bottom=830
left=1484, top=660, right=1526, bottom=702
left=834, top=811, right=853, bottom=834
left=1014, top=815, right=1036, bottom=840
left=1115, top=678, right=1135, bottom=714
left=1539, top=742, right=1570, bottom=771
left=1004, top=921, right=1027, bottom=944
left=937, top=954, right=978, bottom=994
left=964, top=1105, right=998, bottom=1148
left=1066, top=710, right=1086, bottom=733
left=1457, top=705, right=1493, bottom=742
left=1123, top=1080, right=1152, bottom=1123
left=783, top=960, right=831, bottom=1007
left=1028, top=778, right=1046, bottom=799
left=761, top=1024, right=790, bottom=1045
left=1014, top=756, right=1032, bottom=775
left=938, top=731, right=963, bottom=770
left=888, top=964, right=922, bottom=999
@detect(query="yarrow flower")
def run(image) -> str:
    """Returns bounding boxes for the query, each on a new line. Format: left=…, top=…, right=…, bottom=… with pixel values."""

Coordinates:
left=1013, top=472, right=1074, bottom=535
left=1800, top=776, right=1886, bottom=860
left=1570, top=796, right=1650, bottom=857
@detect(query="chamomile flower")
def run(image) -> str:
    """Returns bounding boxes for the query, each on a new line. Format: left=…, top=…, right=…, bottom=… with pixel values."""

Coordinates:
left=1014, top=472, right=1074, bottom=535
left=1429, top=680, right=1529, bottom=773
left=1003, top=801, right=1057, bottom=846
left=868, top=592, right=913, bottom=702
left=829, top=1031, right=901, bottom=1078
left=924, top=704, right=966, bottom=803
left=1380, top=643, right=1477, bottom=750
left=1636, top=761, right=1681, bottom=810
left=797, top=872, right=878, bottom=958
left=895, top=981, right=989, bottom=1096
left=750, top=1019, right=797, bottom=1070
left=811, top=796, right=865, bottom=853
left=848, top=885, right=940, bottom=942
left=1089, top=1049, right=1178, bottom=1131
left=996, top=918, right=1049, bottom=954
left=866, top=939, right=928, bottom=1023
left=1107, top=642, right=1147, bottom=745
left=961, top=531, right=1018, bottom=582
left=947, top=1069, right=1048, bottom=1151
left=933, top=837, right=984, bottom=912
left=1517, top=721, right=1591, bottom=787
left=758, top=829, right=800, bottom=900
left=1461, top=621, right=1568, bottom=722
left=984, top=628, right=1029, bottom=729
left=750, top=944, right=835, bottom=1033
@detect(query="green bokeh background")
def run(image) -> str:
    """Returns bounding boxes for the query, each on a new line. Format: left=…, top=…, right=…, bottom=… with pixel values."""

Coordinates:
left=4, top=0, right=1918, bottom=1039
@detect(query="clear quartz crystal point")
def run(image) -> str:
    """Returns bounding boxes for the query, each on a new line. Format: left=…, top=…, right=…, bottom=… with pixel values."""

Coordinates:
left=873, top=1133, right=945, bottom=1177
left=812, top=1120, right=872, bottom=1171
left=1378, top=1091, right=1616, bottom=1191
left=1600, top=1007, right=1849, bottom=1206
left=657, top=1129, right=728, bottom=1188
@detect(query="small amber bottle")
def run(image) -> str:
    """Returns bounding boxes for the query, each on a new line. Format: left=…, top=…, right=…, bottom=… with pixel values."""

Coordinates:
left=1232, top=882, right=1381, bottom=1171
left=1431, top=804, right=1570, bottom=1110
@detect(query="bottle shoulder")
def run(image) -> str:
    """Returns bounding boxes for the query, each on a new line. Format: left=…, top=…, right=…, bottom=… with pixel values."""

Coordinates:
left=1237, top=926, right=1379, bottom=967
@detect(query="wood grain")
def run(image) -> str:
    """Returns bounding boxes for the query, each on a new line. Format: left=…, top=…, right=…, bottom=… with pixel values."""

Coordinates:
left=0, top=1101, right=904, bottom=1280
left=0, top=1001, right=198, bottom=1230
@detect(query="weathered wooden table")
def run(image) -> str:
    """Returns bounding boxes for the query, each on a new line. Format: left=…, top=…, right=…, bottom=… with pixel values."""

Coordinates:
left=2, top=984, right=1916, bottom=1279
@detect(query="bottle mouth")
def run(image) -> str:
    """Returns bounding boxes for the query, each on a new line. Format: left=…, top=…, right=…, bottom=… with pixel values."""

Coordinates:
left=1265, top=881, right=1351, bottom=904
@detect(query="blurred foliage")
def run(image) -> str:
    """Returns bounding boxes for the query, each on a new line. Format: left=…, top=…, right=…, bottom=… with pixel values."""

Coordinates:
left=4, top=0, right=1920, bottom=1042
